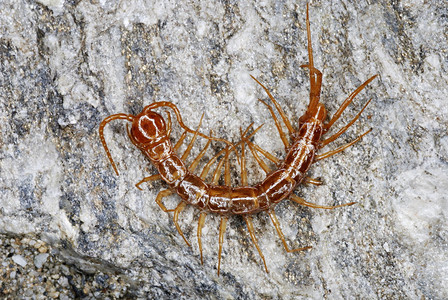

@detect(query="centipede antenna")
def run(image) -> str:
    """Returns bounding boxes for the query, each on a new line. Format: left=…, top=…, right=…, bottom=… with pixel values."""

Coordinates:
left=146, top=101, right=233, bottom=147
left=99, top=113, right=134, bottom=175
left=165, top=111, right=172, bottom=137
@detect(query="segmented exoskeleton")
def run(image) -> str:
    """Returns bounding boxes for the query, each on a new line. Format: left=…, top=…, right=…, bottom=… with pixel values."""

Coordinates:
left=99, top=4, right=377, bottom=275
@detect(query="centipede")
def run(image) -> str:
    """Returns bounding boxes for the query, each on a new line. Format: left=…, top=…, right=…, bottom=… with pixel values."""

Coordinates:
left=99, top=4, right=377, bottom=275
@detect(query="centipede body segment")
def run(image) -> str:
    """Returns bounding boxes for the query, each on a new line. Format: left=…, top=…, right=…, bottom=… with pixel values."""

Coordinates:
left=99, top=4, right=377, bottom=275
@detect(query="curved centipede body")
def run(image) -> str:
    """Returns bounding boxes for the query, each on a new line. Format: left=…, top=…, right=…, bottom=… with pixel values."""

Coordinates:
left=99, top=4, right=377, bottom=275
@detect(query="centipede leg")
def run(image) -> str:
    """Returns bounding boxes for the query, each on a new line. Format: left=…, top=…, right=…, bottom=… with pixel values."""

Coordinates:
left=303, top=177, right=322, bottom=186
left=246, top=138, right=279, bottom=165
left=258, top=98, right=290, bottom=149
left=197, top=212, right=207, bottom=264
left=239, top=128, right=248, bottom=186
left=320, top=99, right=372, bottom=148
left=201, top=150, right=223, bottom=180
left=315, top=128, right=372, bottom=161
left=290, top=194, right=356, bottom=209
left=212, top=153, right=227, bottom=185
left=181, top=113, right=204, bottom=162
left=324, top=75, right=378, bottom=131
left=251, top=75, right=295, bottom=136
left=246, top=140, right=272, bottom=174
left=217, top=217, right=228, bottom=276
left=155, top=189, right=175, bottom=213
left=243, top=216, right=269, bottom=273
left=173, top=201, right=191, bottom=247
left=190, top=131, right=213, bottom=172
left=224, top=146, right=231, bottom=186
left=268, top=210, right=312, bottom=253
left=135, top=174, right=162, bottom=190
left=173, top=131, right=188, bottom=152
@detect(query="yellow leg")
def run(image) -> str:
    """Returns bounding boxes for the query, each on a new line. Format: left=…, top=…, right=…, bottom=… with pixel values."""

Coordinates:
left=189, top=132, right=212, bottom=172
left=173, top=201, right=191, bottom=247
left=217, top=217, right=228, bottom=276
left=315, top=129, right=371, bottom=161
left=290, top=194, right=356, bottom=209
left=243, top=216, right=269, bottom=273
left=258, top=98, right=290, bottom=149
left=324, top=75, right=378, bottom=131
left=135, top=174, right=162, bottom=190
left=303, top=176, right=322, bottom=186
left=246, top=140, right=271, bottom=174
left=197, top=212, right=207, bottom=265
left=181, top=113, right=204, bottom=162
left=251, top=75, right=294, bottom=136
left=320, top=99, right=372, bottom=148
left=268, top=210, right=312, bottom=253
left=155, top=189, right=174, bottom=212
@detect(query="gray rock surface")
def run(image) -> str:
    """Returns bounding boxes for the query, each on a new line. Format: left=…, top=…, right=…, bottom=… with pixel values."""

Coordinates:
left=1, top=0, right=447, bottom=298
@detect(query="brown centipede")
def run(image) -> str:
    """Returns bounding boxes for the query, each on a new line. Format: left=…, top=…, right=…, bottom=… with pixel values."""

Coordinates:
left=99, top=4, right=377, bottom=275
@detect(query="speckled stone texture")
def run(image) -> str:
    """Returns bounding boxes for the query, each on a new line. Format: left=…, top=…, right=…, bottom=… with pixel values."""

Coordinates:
left=1, top=0, right=447, bottom=298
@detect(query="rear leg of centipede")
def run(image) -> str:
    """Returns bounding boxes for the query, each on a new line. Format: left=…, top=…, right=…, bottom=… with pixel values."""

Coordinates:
left=251, top=75, right=295, bottom=150
left=316, top=128, right=372, bottom=161
left=323, top=76, right=378, bottom=133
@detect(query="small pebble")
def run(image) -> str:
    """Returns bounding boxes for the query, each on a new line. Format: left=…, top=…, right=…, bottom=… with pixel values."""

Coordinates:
left=38, top=245, right=48, bottom=253
left=58, top=276, right=69, bottom=287
left=34, top=253, right=49, bottom=269
left=12, top=254, right=27, bottom=267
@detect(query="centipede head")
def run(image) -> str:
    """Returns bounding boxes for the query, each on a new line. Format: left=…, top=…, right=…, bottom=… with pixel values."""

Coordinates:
left=99, top=106, right=169, bottom=176
left=130, top=107, right=167, bottom=146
